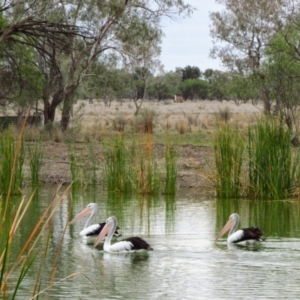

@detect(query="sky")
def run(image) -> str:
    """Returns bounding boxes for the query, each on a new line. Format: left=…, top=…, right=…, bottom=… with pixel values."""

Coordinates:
left=160, top=1, right=224, bottom=73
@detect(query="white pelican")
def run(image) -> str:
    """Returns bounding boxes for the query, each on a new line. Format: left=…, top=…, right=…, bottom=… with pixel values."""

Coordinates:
left=69, top=203, right=121, bottom=240
left=216, top=213, right=264, bottom=244
left=94, top=216, right=153, bottom=253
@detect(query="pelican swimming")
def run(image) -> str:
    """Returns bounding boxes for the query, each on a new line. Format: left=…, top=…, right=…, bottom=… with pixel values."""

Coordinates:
left=69, top=203, right=121, bottom=241
left=216, top=213, right=264, bottom=244
left=94, top=216, right=153, bottom=253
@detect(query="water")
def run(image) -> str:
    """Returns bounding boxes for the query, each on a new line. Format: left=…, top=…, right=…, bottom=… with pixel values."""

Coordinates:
left=6, top=187, right=300, bottom=299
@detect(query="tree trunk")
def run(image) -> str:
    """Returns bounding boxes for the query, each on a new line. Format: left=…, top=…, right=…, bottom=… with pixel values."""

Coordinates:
left=43, top=88, right=64, bottom=124
left=61, top=85, right=76, bottom=131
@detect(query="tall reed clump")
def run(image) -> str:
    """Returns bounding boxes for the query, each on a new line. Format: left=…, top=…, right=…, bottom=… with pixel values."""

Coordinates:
left=28, top=141, right=44, bottom=186
left=103, top=135, right=135, bottom=193
left=164, top=145, right=177, bottom=195
left=103, top=134, right=161, bottom=195
left=135, top=133, right=160, bottom=195
left=247, top=118, right=298, bottom=200
left=213, top=124, right=244, bottom=199
left=0, top=129, right=24, bottom=195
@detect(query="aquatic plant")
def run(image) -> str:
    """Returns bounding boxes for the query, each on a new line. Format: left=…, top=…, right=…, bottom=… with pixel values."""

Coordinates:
left=0, top=178, right=73, bottom=299
left=247, top=118, right=298, bottom=200
left=28, top=141, right=44, bottom=186
left=103, top=134, right=162, bottom=195
left=213, top=123, right=244, bottom=199
left=0, top=128, right=24, bottom=195
left=103, top=135, right=134, bottom=193
left=164, top=145, right=177, bottom=195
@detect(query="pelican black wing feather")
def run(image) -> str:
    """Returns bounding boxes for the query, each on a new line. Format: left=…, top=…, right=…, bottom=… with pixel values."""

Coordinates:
left=123, top=236, right=153, bottom=250
left=241, top=227, right=264, bottom=242
left=85, top=222, right=121, bottom=237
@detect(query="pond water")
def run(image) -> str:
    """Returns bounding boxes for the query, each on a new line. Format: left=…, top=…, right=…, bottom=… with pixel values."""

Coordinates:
left=7, top=186, right=300, bottom=299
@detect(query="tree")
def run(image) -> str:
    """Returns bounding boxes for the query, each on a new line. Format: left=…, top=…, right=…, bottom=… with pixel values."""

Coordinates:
left=50, top=0, right=194, bottom=130
left=147, top=71, right=181, bottom=100
left=209, top=0, right=286, bottom=110
left=177, top=65, right=201, bottom=81
left=0, top=1, right=89, bottom=114
left=179, top=78, right=209, bottom=100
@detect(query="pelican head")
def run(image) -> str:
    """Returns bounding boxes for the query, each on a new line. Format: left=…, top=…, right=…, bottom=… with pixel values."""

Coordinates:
left=216, top=213, right=240, bottom=241
left=69, top=203, right=98, bottom=224
left=93, top=216, right=117, bottom=248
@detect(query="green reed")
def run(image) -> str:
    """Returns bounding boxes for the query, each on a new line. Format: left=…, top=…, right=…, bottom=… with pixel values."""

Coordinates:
left=103, top=134, right=161, bottom=195
left=213, top=124, right=244, bottom=199
left=28, top=141, right=44, bottom=186
left=247, top=118, right=298, bottom=200
left=136, top=149, right=161, bottom=195
left=69, top=145, right=81, bottom=190
left=88, top=143, right=98, bottom=187
left=164, top=145, right=177, bottom=195
left=103, top=135, right=134, bottom=193
left=0, top=129, right=24, bottom=195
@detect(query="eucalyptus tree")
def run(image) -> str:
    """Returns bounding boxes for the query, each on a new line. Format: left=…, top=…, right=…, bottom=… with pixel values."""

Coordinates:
left=0, top=0, right=88, bottom=113
left=209, top=0, right=287, bottom=111
left=261, top=26, right=300, bottom=131
left=147, top=71, right=181, bottom=100
left=177, top=65, right=201, bottom=81
left=41, top=0, right=194, bottom=130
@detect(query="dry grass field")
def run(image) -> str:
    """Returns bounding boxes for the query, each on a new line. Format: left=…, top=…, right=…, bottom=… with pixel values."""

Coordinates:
left=24, top=99, right=264, bottom=196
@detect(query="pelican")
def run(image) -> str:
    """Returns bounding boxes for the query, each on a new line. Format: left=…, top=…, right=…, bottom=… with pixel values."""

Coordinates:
left=216, top=213, right=264, bottom=244
left=94, top=216, right=153, bottom=253
left=69, top=203, right=121, bottom=241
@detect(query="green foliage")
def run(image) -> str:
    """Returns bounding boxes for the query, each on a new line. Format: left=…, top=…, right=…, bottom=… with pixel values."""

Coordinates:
left=164, top=145, right=178, bottom=195
left=103, top=135, right=175, bottom=195
left=247, top=118, right=297, bottom=200
left=28, top=141, right=44, bottom=186
left=177, top=65, right=201, bottom=81
left=213, top=124, right=244, bottom=199
left=0, top=130, right=24, bottom=195
left=212, top=119, right=300, bottom=200
left=103, top=136, right=135, bottom=193
left=179, top=78, right=209, bottom=100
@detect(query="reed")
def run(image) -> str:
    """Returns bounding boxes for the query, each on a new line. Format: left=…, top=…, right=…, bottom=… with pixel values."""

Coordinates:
left=247, top=118, right=297, bottom=200
left=0, top=183, right=72, bottom=299
left=69, top=145, right=81, bottom=189
left=103, top=135, right=134, bottom=193
left=28, top=141, right=44, bottom=186
left=88, top=143, right=98, bottom=187
left=164, top=145, right=177, bottom=195
left=0, top=129, right=24, bottom=195
left=135, top=133, right=160, bottom=195
left=213, top=124, right=244, bottom=199
left=103, top=134, right=161, bottom=195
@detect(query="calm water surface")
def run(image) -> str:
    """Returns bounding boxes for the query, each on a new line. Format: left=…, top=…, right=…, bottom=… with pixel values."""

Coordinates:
left=10, top=187, right=300, bottom=299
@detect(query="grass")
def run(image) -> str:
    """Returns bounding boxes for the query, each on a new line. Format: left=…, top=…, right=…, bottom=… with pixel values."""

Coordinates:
left=212, top=117, right=300, bottom=200
left=213, top=123, right=244, bottom=199
left=247, top=118, right=298, bottom=200
left=0, top=116, right=76, bottom=298
left=0, top=128, right=24, bottom=195
left=28, top=141, right=44, bottom=186
left=164, top=144, right=178, bottom=195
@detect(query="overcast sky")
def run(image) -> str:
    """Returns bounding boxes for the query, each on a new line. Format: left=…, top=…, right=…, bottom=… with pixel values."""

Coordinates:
left=160, top=1, right=224, bottom=73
